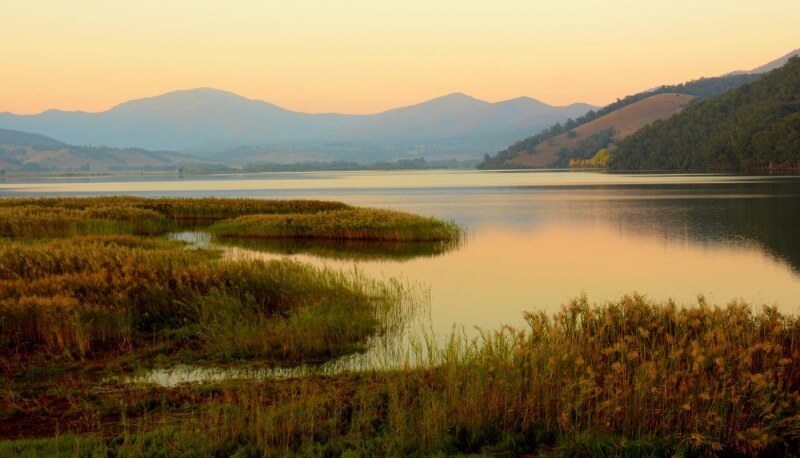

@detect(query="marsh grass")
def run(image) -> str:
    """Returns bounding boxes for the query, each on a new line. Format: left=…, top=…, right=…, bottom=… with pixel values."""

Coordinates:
left=209, top=208, right=462, bottom=242
left=0, top=197, right=461, bottom=247
left=0, top=197, right=351, bottom=238
left=3, top=295, right=798, bottom=456
left=2, top=196, right=797, bottom=455
left=0, top=196, right=447, bottom=371
left=0, top=237, right=409, bottom=367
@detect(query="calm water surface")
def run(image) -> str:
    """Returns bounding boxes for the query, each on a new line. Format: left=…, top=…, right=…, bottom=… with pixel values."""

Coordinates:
left=3, top=170, right=799, bottom=356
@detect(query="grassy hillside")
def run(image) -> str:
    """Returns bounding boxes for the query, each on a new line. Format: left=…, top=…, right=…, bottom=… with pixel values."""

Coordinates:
left=610, top=57, right=800, bottom=171
left=479, top=73, right=762, bottom=169
left=507, top=93, right=695, bottom=167
left=0, top=128, right=217, bottom=173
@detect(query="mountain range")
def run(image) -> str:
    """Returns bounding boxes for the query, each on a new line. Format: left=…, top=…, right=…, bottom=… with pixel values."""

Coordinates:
left=2, top=47, right=797, bottom=172
left=0, top=90, right=594, bottom=164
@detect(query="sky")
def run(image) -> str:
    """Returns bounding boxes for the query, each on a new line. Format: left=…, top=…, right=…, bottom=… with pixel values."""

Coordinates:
left=2, top=0, right=798, bottom=115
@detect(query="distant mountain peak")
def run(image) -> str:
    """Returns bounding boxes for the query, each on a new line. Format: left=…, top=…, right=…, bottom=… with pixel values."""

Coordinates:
left=496, top=96, right=551, bottom=108
left=442, top=91, right=475, bottom=98
left=502, top=96, right=536, bottom=102
left=113, top=87, right=256, bottom=107
left=0, top=88, right=596, bottom=157
left=426, top=92, right=486, bottom=104
left=107, top=87, right=288, bottom=118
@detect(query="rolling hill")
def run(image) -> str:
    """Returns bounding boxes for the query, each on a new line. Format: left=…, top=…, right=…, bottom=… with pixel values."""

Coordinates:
left=507, top=93, right=696, bottom=167
left=0, top=90, right=595, bottom=164
left=478, top=73, right=761, bottom=169
left=609, top=57, right=800, bottom=171
left=0, top=128, right=67, bottom=149
left=479, top=48, right=799, bottom=169
left=0, top=128, right=211, bottom=173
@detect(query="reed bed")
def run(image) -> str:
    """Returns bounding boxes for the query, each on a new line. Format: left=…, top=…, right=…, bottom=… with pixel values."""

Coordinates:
left=0, top=197, right=353, bottom=238
left=209, top=208, right=462, bottom=242
left=0, top=236, right=408, bottom=366
left=0, top=196, right=445, bottom=368
left=0, top=197, right=461, bottom=245
left=2, top=295, right=798, bottom=456
left=136, top=197, right=351, bottom=220
left=0, top=196, right=350, bottom=219
left=2, top=196, right=797, bottom=455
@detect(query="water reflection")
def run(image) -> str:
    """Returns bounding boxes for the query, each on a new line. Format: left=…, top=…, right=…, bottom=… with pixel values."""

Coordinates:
left=8, top=171, right=795, bottom=323
left=166, top=231, right=213, bottom=247
left=212, top=236, right=461, bottom=261
left=4, top=171, right=800, bottom=385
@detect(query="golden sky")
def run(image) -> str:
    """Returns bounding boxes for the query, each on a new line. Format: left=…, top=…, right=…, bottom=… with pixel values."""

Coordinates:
left=2, top=0, right=798, bottom=114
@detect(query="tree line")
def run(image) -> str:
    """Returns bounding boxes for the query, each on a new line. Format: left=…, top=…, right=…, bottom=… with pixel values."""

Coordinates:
left=478, top=73, right=763, bottom=169
left=610, top=57, right=800, bottom=171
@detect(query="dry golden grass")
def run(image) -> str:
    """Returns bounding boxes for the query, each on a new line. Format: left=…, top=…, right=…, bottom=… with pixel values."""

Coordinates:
left=509, top=93, right=695, bottom=167
left=1, top=197, right=797, bottom=455
left=2, top=295, right=797, bottom=456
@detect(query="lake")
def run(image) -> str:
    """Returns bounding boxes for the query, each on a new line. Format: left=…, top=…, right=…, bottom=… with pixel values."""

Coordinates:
left=2, top=170, right=799, bottom=347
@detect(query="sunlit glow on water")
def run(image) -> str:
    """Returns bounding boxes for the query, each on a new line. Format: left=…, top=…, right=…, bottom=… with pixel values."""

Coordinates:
left=0, top=169, right=777, bottom=195
left=5, top=170, right=799, bottom=384
left=225, top=223, right=799, bottom=331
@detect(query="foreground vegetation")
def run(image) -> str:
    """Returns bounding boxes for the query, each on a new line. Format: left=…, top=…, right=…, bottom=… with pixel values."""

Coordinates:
left=2, top=295, right=798, bottom=456
left=1, top=197, right=798, bottom=456
left=0, top=237, right=410, bottom=368
left=0, top=197, right=445, bottom=369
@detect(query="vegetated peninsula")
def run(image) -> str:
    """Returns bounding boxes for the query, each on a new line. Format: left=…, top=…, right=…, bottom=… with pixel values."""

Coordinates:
left=609, top=56, right=800, bottom=171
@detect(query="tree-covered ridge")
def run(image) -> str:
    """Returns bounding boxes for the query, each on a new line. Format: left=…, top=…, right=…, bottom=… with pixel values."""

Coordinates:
left=478, top=73, right=762, bottom=169
left=610, top=57, right=800, bottom=171
left=552, top=128, right=615, bottom=167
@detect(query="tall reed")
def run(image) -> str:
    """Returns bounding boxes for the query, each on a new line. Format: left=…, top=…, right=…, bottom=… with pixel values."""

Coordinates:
left=1, top=296, right=798, bottom=456
left=0, top=237, right=410, bottom=365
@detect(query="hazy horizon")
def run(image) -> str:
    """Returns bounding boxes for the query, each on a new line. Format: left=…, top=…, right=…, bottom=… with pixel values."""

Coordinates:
left=2, top=1, right=797, bottom=115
